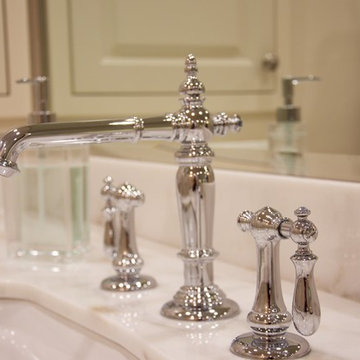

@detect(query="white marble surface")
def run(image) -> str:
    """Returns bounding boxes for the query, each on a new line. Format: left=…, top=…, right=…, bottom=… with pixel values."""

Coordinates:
left=0, top=225, right=358, bottom=360
left=0, top=299, right=135, bottom=360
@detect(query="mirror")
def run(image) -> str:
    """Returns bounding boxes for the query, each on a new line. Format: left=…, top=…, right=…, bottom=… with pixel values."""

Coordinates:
left=35, top=1, right=360, bottom=182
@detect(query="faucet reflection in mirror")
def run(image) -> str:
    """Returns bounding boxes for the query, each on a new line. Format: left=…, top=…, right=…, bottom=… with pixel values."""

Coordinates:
left=269, top=76, right=320, bottom=176
left=231, top=206, right=320, bottom=359
left=0, top=54, right=242, bottom=321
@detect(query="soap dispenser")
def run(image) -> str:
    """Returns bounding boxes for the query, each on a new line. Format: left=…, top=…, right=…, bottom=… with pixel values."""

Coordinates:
left=269, top=75, right=319, bottom=159
left=3, top=76, right=89, bottom=263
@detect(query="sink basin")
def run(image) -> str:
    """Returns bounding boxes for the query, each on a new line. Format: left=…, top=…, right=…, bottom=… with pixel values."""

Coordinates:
left=0, top=299, right=137, bottom=360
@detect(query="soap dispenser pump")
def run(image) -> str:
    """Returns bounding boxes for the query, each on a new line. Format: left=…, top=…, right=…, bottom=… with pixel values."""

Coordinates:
left=269, top=75, right=320, bottom=158
left=16, top=76, right=55, bottom=124
left=3, top=76, right=89, bottom=263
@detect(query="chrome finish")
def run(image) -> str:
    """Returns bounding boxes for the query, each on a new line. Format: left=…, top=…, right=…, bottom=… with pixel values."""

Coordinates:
left=0, top=113, right=242, bottom=178
left=161, top=54, right=240, bottom=321
left=0, top=56, right=241, bottom=179
left=231, top=206, right=319, bottom=359
left=1, top=55, right=242, bottom=318
left=101, top=176, right=117, bottom=259
left=282, top=207, right=320, bottom=336
left=212, top=112, right=242, bottom=136
left=17, top=76, right=55, bottom=124
left=101, top=181, right=156, bottom=292
left=0, top=116, right=172, bottom=176
left=231, top=333, right=310, bottom=360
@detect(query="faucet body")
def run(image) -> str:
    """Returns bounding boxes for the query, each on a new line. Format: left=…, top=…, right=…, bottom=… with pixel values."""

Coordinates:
left=161, top=139, right=236, bottom=320
left=0, top=54, right=242, bottom=321
left=231, top=206, right=320, bottom=359
left=160, top=55, right=240, bottom=320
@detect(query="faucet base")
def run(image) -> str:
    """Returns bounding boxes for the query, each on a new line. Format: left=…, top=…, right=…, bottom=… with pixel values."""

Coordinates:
left=161, top=285, right=239, bottom=321
left=100, top=274, right=156, bottom=292
left=230, top=332, right=310, bottom=359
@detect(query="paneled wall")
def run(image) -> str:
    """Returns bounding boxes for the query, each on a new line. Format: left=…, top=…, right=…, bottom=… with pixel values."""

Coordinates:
left=1, top=1, right=360, bottom=155
left=289, top=0, right=360, bottom=155
left=0, top=0, right=31, bottom=123
left=46, top=0, right=280, bottom=118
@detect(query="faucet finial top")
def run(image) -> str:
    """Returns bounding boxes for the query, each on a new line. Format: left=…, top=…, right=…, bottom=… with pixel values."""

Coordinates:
left=294, top=206, right=311, bottom=218
left=179, top=54, right=205, bottom=108
left=291, top=206, right=317, bottom=246
left=184, top=54, right=198, bottom=76
left=114, top=182, right=145, bottom=208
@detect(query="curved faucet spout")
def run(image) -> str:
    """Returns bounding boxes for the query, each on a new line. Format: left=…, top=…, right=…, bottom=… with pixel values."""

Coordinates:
left=0, top=116, right=175, bottom=177
left=0, top=55, right=242, bottom=178
left=0, top=113, right=240, bottom=178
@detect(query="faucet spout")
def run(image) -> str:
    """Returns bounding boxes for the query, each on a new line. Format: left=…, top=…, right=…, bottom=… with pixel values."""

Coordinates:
left=0, top=55, right=242, bottom=178
left=1, top=54, right=243, bottom=322
left=0, top=115, right=179, bottom=177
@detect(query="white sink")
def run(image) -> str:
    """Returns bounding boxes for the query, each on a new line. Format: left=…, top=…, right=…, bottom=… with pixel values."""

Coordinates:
left=0, top=299, right=137, bottom=360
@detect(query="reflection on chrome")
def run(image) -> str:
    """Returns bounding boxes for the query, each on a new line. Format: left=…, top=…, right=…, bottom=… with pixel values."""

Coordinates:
left=232, top=206, right=320, bottom=359
left=100, top=178, right=157, bottom=293
left=0, top=54, right=242, bottom=321
left=176, top=321, right=220, bottom=345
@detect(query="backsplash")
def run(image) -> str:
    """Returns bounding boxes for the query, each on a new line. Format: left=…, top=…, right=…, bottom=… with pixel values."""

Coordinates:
left=89, top=156, right=360, bottom=303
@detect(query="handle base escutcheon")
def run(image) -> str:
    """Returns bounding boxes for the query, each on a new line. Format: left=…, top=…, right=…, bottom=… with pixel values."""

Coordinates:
left=161, top=285, right=239, bottom=321
left=230, top=332, right=310, bottom=360
left=101, top=274, right=156, bottom=292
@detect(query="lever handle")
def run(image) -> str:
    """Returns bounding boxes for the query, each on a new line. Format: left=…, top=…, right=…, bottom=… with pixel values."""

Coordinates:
left=287, top=207, right=320, bottom=336
left=100, top=181, right=156, bottom=292
left=212, top=112, right=242, bottom=135
left=112, top=182, right=145, bottom=274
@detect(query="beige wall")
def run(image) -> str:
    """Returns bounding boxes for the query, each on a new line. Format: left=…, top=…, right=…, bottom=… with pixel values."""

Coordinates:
left=0, top=0, right=31, bottom=121
left=288, top=0, right=360, bottom=155
left=242, top=1, right=360, bottom=155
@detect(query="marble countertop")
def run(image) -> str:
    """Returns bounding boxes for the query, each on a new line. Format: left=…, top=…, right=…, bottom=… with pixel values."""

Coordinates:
left=0, top=225, right=358, bottom=360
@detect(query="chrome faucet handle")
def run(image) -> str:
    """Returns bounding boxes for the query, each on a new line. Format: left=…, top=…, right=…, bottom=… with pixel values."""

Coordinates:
left=280, top=207, right=320, bottom=336
left=231, top=206, right=319, bottom=359
left=100, top=182, right=156, bottom=292
left=212, top=112, right=242, bottom=135
left=101, top=176, right=117, bottom=259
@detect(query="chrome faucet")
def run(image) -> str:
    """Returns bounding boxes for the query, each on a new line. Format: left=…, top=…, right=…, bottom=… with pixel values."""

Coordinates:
left=0, top=54, right=242, bottom=321
left=0, top=56, right=240, bottom=178
left=161, top=55, right=240, bottom=321
left=231, top=206, right=320, bottom=359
